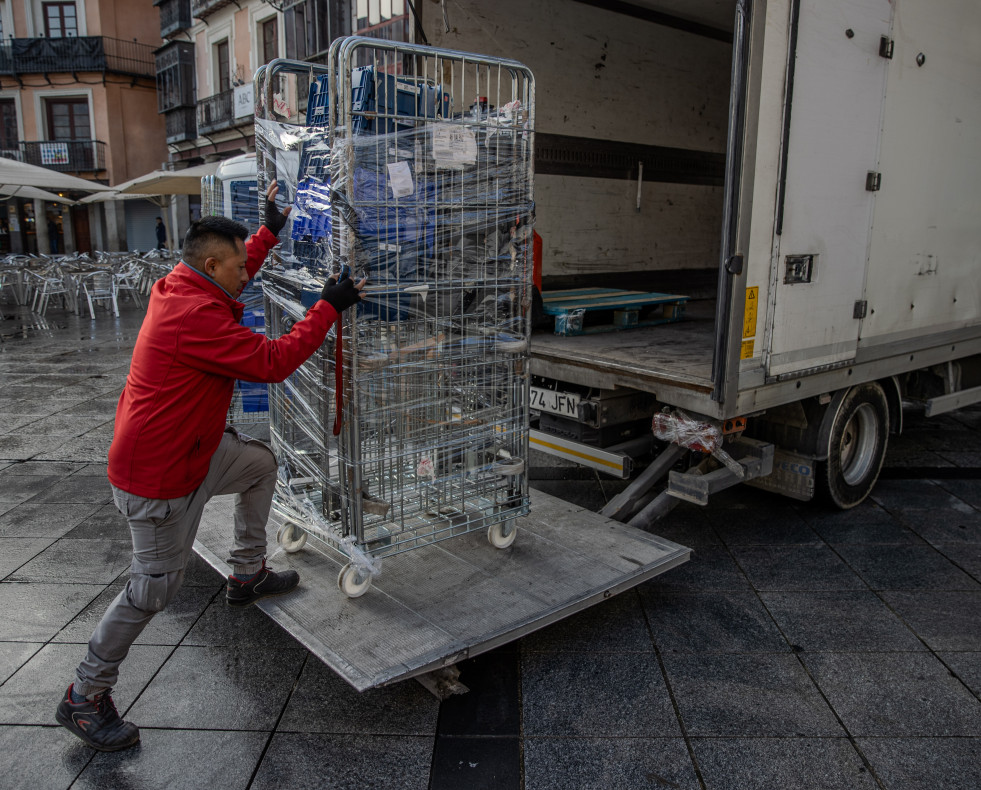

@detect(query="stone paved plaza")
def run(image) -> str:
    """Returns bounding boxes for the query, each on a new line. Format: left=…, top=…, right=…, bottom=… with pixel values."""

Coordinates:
left=0, top=300, right=979, bottom=789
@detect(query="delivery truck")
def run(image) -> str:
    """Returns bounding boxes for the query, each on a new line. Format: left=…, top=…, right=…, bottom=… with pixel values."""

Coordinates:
left=191, top=1, right=981, bottom=690
left=416, top=0, right=981, bottom=516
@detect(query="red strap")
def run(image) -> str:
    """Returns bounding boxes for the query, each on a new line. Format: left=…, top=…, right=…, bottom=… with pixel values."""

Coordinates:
left=332, top=314, right=344, bottom=436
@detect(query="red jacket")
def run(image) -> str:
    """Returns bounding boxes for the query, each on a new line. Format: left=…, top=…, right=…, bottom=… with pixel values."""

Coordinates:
left=108, top=225, right=337, bottom=499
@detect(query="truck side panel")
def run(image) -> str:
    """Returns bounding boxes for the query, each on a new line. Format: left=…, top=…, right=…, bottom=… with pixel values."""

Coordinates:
left=860, top=0, right=981, bottom=345
left=763, top=0, right=894, bottom=377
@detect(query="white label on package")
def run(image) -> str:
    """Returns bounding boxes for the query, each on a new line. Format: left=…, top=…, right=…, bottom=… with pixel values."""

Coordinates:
left=387, top=160, right=414, bottom=198
left=431, top=122, right=477, bottom=168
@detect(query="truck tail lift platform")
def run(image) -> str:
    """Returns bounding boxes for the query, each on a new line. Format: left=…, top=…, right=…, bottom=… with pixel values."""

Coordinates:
left=194, top=490, right=689, bottom=692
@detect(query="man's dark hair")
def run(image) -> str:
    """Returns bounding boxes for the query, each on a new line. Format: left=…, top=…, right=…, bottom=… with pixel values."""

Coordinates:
left=155, top=216, right=162, bottom=221
left=182, top=216, right=249, bottom=269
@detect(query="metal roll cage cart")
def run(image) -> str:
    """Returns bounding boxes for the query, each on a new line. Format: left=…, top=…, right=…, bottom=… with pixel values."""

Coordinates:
left=254, top=37, right=536, bottom=597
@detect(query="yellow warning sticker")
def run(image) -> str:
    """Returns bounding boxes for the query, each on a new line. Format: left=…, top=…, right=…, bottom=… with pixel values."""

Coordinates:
left=743, top=286, right=759, bottom=339
left=740, top=339, right=755, bottom=359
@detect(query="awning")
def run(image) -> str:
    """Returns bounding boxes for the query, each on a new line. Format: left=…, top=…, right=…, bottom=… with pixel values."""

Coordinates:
left=115, top=161, right=221, bottom=195
left=78, top=190, right=169, bottom=208
left=0, top=157, right=113, bottom=192
left=0, top=184, right=76, bottom=205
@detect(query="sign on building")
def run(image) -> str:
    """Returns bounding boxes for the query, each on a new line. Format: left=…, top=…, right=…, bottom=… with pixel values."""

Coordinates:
left=40, top=142, right=70, bottom=166
left=234, top=84, right=255, bottom=119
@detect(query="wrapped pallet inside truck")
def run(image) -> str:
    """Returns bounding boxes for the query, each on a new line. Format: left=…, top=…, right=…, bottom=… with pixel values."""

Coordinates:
left=253, top=37, right=536, bottom=597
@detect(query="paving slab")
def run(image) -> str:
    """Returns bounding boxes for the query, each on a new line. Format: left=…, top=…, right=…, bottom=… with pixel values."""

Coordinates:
left=663, top=652, right=843, bottom=737
left=644, top=546, right=751, bottom=592
left=803, top=652, right=981, bottom=736
left=0, top=642, right=43, bottom=684
left=436, top=648, right=520, bottom=737
left=711, top=506, right=821, bottom=546
left=521, top=590, right=653, bottom=653
left=523, top=737, right=700, bottom=790
left=8, top=538, right=131, bottom=584
left=278, top=658, right=439, bottom=735
left=731, top=545, right=867, bottom=591
left=0, top=582, right=105, bottom=641
left=61, top=504, right=129, bottom=540
left=250, top=732, right=433, bottom=790
left=23, top=473, right=113, bottom=505
left=0, top=434, right=70, bottom=461
left=856, top=737, right=981, bottom=790
left=0, top=502, right=102, bottom=539
left=896, top=507, right=981, bottom=545
left=639, top=590, right=789, bottom=653
left=834, top=543, right=981, bottom=590
left=521, top=650, right=677, bottom=737
left=0, top=642, right=171, bottom=724
left=760, top=590, right=924, bottom=652
left=0, top=474, right=71, bottom=504
left=0, top=725, right=93, bottom=790
left=692, top=737, right=880, bottom=790
left=938, top=652, right=981, bottom=698
left=872, top=479, right=973, bottom=511
left=51, top=581, right=218, bottom=647
left=0, top=536, right=59, bottom=579
left=878, top=590, right=981, bottom=650
left=127, top=645, right=306, bottom=730
left=181, top=596, right=306, bottom=649
left=75, top=729, right=268, bottom=790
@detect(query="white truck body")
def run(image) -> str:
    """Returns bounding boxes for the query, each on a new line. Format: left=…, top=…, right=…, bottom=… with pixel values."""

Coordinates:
left=421, top=0, right=980, bottom=503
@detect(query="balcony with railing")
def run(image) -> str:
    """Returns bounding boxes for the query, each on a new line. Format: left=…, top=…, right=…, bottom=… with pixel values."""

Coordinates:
left=191, top=0, right=240, bottom=19
left=197, top=88, right=251, bottom=136
left=15, top=140, right=107, bottom=173
left=0, top=37, right=155, bottom=79
left=156, top=41, right=196, bottom=112
left=165, top=107, right=197, bottom=144
left=155, top=0, right=193, bottom=39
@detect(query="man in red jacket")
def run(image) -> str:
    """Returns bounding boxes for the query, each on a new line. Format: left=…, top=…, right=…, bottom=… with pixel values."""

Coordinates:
left=56, top=183, right=363, bottom=752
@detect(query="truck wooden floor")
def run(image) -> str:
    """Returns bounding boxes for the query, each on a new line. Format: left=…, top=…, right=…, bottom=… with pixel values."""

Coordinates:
left=530, top=298, right=716, bottom=396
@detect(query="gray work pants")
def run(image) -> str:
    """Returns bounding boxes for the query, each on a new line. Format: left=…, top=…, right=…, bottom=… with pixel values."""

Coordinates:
left=74, top=428, right=277, bottom=696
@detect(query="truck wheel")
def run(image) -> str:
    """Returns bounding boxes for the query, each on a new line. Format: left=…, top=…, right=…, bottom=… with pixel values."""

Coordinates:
left=818, top=382, right=888, bottom=509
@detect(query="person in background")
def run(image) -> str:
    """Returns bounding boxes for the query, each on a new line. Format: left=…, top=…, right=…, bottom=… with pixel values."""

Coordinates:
left=56, top=181, right=365, bottom=752
left=48, top=217, right=59, bottom=254
left=155, top=216, right=167, bottom=250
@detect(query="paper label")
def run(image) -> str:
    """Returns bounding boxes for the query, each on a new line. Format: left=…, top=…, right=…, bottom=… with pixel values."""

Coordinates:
left=740, top=339, right=755, bottom=359
left=386, top=160, right=414, bottom=198
left=431, top=122, right=477, bottom=167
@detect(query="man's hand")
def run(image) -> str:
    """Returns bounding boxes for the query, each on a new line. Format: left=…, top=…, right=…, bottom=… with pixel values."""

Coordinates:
left=264, top=180, right=291, bottom=237
left=320, top=273, right=366, bottom=313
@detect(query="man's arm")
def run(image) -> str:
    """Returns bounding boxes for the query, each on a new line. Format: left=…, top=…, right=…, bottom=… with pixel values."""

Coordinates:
left=244, top=181, right=291, bottom=280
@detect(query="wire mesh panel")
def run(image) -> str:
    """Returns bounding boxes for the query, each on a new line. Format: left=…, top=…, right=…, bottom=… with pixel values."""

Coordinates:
left=255, top=38, right=535, bottom=596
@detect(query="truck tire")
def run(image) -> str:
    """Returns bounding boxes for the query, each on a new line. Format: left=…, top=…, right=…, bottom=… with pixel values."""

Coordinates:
left=818, top=382, right=889, bottom=509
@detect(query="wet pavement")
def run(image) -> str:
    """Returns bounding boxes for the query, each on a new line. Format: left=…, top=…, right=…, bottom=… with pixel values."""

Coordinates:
left=0, top=299, right=979, bottom=790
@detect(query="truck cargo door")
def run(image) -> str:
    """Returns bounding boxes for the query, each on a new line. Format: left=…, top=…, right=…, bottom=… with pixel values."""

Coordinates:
left=765, top=0, right=893, bottom=378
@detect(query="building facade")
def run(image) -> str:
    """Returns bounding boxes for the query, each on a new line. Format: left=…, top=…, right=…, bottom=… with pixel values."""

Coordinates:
left=0, top=0, right=167, bottom=253
left=154, top=0, right=408, bottom=241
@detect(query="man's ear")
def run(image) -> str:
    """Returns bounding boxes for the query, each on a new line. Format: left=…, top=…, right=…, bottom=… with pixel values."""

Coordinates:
left=203, top=256, right=219, bottom=275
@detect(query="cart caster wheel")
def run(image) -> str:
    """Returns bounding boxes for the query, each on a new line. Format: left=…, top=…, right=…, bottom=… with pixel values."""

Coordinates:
left=488, top=520, right=517, bottom=549
left=337, top=563, right=371, bottom=598
left=276, top=522, right=307, bottom=553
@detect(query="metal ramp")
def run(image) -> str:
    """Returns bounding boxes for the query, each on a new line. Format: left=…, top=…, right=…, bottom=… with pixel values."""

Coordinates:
left=193, top=489, right=689, bottom=691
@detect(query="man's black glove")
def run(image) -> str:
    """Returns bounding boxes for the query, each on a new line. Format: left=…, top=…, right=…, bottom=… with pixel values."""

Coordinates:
left=321, top=275, right=362, bottom=313
left=264, top=196, right=289, bottom=236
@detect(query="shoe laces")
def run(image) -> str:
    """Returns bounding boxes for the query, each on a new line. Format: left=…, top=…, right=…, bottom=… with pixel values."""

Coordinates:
left=92, top=690, right=120, bottom=720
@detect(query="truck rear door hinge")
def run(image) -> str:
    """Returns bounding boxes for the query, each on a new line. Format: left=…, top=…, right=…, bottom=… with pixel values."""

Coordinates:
left=879, top=36, right=894, bottom=59
left=866, top=171, right=882, bottom=192
left=854, top=300, right=868, bottom=319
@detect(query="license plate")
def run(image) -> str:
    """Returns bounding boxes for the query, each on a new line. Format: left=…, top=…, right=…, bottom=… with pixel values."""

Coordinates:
left=530, top=386, right=580, bottom=418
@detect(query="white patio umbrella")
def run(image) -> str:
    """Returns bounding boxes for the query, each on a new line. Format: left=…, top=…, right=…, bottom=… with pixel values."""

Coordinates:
left=0, top=156, right=113, bottom=192
left=0, top=184, right=75, bottom=204
left=115, top=161, right=220, bottom=195
left=78, top=190, right=169, bottom=208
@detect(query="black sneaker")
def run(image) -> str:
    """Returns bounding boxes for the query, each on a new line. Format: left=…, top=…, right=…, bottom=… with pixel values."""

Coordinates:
left=55, top=685, right=140, bottom=752
left=226, top=561, right=299, bottom=608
